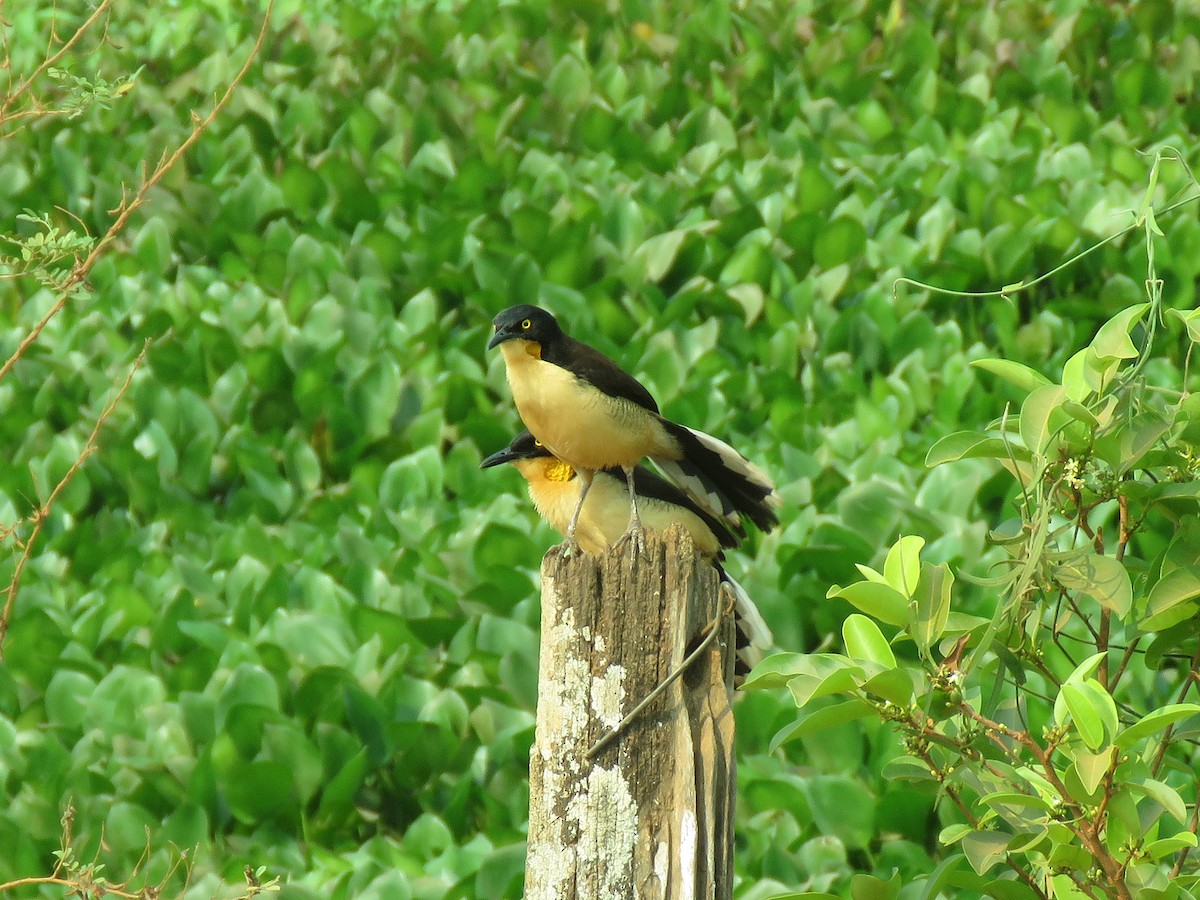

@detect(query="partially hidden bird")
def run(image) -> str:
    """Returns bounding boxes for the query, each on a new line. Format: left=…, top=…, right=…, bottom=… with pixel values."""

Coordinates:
left=487, top=304, right=778, bottom=551
left=480, top=430, right=773, bottom=676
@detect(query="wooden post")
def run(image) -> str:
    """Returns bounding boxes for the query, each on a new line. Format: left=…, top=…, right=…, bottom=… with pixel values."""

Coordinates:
left=524, top=526, right=736, bottom=899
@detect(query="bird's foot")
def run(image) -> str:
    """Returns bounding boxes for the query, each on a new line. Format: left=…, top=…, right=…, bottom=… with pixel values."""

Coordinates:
left=560, top=535, right=581, bottom=558
left=614, top=523, right=648, bottom=558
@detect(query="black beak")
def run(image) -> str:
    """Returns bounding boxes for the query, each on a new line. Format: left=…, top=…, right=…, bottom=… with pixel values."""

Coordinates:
left=480, top=446, right=518, bottom=469
left=487, top=325, right=518, bottom=350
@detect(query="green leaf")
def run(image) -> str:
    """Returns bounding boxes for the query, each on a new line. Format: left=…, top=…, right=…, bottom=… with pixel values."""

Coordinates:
left=1114, top=703, right=1200, bottom=749
left=44, top=670, right=96, bottom=730
left=1090, top=303, right=1149, bottom=360
left=1054, top=554, right=1132, bottom=617
left=1167, top=307, right=1200, bottom=343
left=769, top=699, right=875, bottom=752
left=842, top=614, right=896, bottom=668
left=1065, top=651, right=1108, bottom=685
left=849, top=873, right=901, bottom=900
left=883, top=535, right=924, bottom=597
left=740, top=652, right=811, bottom=691
left=1130, top=778, right=1188, bottom=824
left=1060, top=680, right=1117, bottom=752
left=912, top=562, right=953, bottom=655
left=970, top=358, right=1052, bottom=394
left=475, top=842, right=527, bottom=900
left=925, top=432, right=1030, bottom=466
left=1070, top=746, right=1111, bottom=796
left=1143, top=833, right=1198, bottom=860
left=1049, top=874, right=1091, bottom=900
left=1061, top=348, right=1091, bottom=402
left=961, top=830, right=1010, bottom=875
left=315, top=748, right=368, bottom=825
left=881, top=755, right=936, bottom=783
left=814, top=216, right=867, bottom=268
left=634, top=230, right=688, bottom=282
left=1140, top=566, right=1200, bottom=632
left=223, top=759, right=300, bottom=825
left=860, top=667, right=917, bottom=705
left=938, top=823, right=973, bottom=845
left=1019, top=384, right=1067, bottom=455
left=826, top=581, right=910, bottom=627
left=803, top=775, right=875, bottom=849
left=410, top=139, right=458, bottom=178
left=978, top=791, right=1056, bottom=814
left=788, top=658, right=867, bottom=707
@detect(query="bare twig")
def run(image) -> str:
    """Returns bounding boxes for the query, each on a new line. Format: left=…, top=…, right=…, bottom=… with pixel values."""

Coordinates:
left=1150, top=643, right=1200, bottom=779
left=0, top=0, right=113, bottom=121
left=0, top=0, right=275, bottom=384
left=1169, top=782, right=1200, bottom=879
left=0, top=342, right=147, bottom=650
left=586, top=588, right=732, bottom=759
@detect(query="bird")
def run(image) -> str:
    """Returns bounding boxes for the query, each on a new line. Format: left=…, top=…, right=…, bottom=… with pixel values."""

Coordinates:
left=487, top=305, right=778, bottom=552
left=480, top=430, right=773, bottom=677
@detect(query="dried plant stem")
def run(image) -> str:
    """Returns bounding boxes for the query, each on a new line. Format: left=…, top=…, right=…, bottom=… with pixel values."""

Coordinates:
left=0, top=0, right=113, bottom=121
left=0, top=0, right=275, bottom=385
left=0, top=342, right=148, bottom=650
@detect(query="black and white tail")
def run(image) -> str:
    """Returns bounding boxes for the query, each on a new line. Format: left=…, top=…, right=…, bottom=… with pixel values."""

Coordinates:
left=653, top=422, right=779, bottom=533
left=720, top=573, right=774, bottom=684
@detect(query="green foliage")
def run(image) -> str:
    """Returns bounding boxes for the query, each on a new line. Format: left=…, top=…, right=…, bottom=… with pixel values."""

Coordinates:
left=3, top=0, right=1200, bottom=896
left=750, top=182, right=1200, bottom=895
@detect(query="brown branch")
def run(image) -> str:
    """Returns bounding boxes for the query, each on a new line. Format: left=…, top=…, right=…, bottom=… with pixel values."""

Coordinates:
left=1098, top=609, right=1111, bottom=688
left=1099, top=493, right=1135, bottom=690
left=0, top=0, right=113, bottom=120
left=911, top=741, right=1048, bottom=899
left=0, top=0, right=275, bottom=384
left=1150, top=642, right=1200, bottom=778
left=0, top=342, right=147, bottom=652
left=0, top=875, right=143, bottom=898
left=958, top=703, right=1132, bottom=899
left=1111, top=636, right=1142, bottom=687
left=1169, top=782, right=1200, bottom=878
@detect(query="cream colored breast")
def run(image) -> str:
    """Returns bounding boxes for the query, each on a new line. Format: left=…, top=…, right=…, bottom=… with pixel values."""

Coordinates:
left=526, top=472, right=609, bottom=556
left=501, top=344, right=673, bottom=470
left=580, top=471, right=721, bottom=558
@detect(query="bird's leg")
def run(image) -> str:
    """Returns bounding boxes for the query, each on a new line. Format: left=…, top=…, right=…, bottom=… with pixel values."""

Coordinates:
left=615, top=465, right=647, bottom=556
left=563, top=474, right=593, bottom=554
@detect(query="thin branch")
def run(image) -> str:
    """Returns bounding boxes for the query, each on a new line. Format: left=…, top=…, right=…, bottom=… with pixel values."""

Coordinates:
left=958, top=702, right=1133, bottom=899
left=0, top=342, right=148, bottom=651
left=0, top=0, right=113, bottom=120
left=587, top=587, right=732, bottom=759
left=0, top=0, right=275, bottom=384
left=1169, top=782, right=1200, bottom=878
left=1150, top=642, right=1200, bottom=778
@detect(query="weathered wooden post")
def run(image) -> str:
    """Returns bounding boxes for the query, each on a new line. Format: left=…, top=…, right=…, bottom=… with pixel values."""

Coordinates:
left=524, top=525, right=736, bottom=899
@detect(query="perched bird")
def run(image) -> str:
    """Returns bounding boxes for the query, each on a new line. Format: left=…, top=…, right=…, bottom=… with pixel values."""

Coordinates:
left=487, top=305, right=778, bottom=551
left=481, top=430, right=773, bottom=676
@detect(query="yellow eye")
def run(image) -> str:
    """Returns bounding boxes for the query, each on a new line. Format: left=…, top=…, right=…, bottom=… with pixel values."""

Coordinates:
left=521, top=318, right=532, bottom=329
left=533, top=439, right=542, bottom=447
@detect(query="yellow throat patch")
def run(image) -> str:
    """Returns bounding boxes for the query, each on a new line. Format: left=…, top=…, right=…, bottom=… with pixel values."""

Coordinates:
left=543, top=459, right=576, bottom=482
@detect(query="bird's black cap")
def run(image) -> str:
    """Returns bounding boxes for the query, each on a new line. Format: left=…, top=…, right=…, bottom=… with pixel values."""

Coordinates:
left=487, top=305, right=562, bottom=350
left=479, top=430, right=552, bottom=468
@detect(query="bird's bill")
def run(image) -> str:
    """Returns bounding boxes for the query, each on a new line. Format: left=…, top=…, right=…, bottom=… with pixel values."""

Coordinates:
left=487, top=327, right=519, bottom=350
left=480, top=446, right=520, bottom=469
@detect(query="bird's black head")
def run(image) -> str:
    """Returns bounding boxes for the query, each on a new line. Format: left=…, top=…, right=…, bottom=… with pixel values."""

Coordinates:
left=487, top=305, right=562, bottom=351
left=479, top=430, right=553, bottom=469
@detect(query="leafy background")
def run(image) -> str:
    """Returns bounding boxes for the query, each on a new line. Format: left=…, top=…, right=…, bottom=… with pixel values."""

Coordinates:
left=2, top=0, right=1199, bottom=896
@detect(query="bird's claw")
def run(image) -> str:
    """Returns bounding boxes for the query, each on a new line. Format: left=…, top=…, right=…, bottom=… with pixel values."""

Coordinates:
left=615, top=524, right=648, bottom=558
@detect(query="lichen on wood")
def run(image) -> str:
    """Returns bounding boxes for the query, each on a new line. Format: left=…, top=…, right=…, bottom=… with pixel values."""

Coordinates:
left=524, top=526, right=735, bottom=900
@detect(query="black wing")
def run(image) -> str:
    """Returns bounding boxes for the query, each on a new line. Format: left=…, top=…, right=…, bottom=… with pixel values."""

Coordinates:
left=545, top=335, right=660, bottom=413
